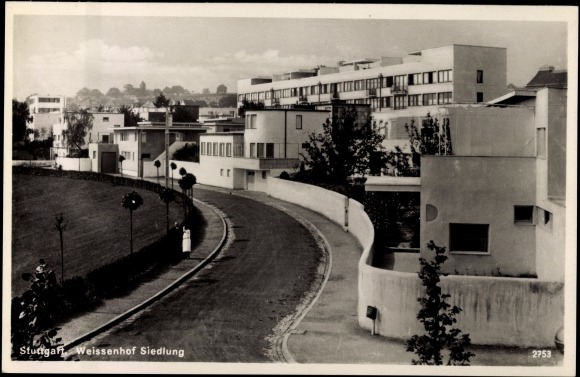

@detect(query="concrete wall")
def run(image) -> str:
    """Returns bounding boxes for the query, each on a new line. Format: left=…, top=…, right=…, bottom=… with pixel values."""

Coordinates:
left=421, top=156, right=537, bottom=277
left=267, top=178, right=348, bottom=229
left=55, top=157, right=91, bottom=171
left=358, top=264, right=563, bottom=347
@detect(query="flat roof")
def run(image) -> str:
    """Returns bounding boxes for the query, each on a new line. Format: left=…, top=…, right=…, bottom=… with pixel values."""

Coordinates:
left=486, top=90, right=536, bottom=106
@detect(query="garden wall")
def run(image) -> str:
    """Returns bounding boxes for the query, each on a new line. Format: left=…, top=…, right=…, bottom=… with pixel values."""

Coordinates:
left=55, top=157, right=92, bottom=172
left=267, top=178, right=348, bottom=229
left=12, top=160, right=53, bottom=167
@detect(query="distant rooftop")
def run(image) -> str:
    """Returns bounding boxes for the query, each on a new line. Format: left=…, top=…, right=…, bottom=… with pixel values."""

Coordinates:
left=526, top=66, right=567, bottom=89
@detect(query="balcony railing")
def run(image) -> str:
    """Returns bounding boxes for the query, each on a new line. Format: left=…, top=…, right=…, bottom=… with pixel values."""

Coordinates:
left=367, top=88, right=377, bottom=97
left=391, top=85, right=408, bottom=95
left=330, top=92, right=340, bottom=100
left=298, top=95, right=308, bottom=103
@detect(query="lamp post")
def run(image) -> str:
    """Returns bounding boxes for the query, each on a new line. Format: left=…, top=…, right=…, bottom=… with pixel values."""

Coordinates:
left=54, top=213, right=67, bottom=284
left=165, top=106, right=173, bottom=189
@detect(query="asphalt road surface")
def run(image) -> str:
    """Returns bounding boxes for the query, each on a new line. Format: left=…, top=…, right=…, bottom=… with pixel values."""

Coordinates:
left=70, top=189, right=323, bottom=362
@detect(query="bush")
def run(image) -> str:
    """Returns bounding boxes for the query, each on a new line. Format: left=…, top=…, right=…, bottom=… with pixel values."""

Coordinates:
left=279, top=171, right=290, bottom=180
left=172, top=143, right=199, bottom=162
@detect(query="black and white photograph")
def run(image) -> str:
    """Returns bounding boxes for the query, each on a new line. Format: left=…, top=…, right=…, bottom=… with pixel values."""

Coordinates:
left=3, top=3, right=577, bottom=375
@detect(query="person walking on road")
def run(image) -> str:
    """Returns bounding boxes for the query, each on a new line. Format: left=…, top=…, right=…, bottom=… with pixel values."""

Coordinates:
left=182, top=225, right=191, bottom=259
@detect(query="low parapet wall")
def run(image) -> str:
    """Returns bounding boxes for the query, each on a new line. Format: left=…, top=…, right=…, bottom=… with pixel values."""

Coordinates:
left=358, top=259, right=563, bottom=347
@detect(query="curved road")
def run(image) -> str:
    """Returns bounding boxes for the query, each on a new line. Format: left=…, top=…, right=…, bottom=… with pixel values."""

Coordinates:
left=71, top=188, right=323, bottom=362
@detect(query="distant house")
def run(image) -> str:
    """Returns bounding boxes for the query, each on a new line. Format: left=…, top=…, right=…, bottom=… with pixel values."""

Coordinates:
left=26, top=94, right=67, bottom=141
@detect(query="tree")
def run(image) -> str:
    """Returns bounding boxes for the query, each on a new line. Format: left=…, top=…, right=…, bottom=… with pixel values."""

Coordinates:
left=237, top=99, right=265, bottom=117
left=218, top=94, right=237, bottom=108
left=63, top=110, right=94, bottom=170
left=178, top=173, right=196, bottom=220
left=90, top=89, right=104, bottom=98
left=406, top=241, right=475, bottom=365
left=172, top=143, right=199, bottom=162
left=216, top=84, right=227, bottom=94
left=106, top=87, right=122, bottom=97
left=76, top=87, right=91, bottom=98
left=118, top=155, right=125, bottom=177
left=139, top=81, right=147, bottom=95
left=12, top=99, right=32, bottom=144
left=385, top=114, right=452, bottom=177
left=154, top=160, right=161, bottom=184
left=154, top=93, right=170, bottom=108
left=301, top=106, right=386, bottom=190
left=173, top=105, right=196, bottom=122
left=202, top=88, right=210, bottom=94
left=159, top=188, right=175, bottom=235
left=118, top=105, right=144, bottom=128
left=11, top=260, right=63, bottom=360
left=121, top=191, right=144, bottom=254
left=170, top=162, right=177, bottom=190
left=123, top=84, right=135, bottom=96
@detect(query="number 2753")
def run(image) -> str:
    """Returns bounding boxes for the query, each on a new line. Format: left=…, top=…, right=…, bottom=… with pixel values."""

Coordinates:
left=531, top=350, right=551, bottom=358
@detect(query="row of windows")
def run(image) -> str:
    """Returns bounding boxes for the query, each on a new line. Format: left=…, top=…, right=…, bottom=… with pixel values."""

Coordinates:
left=38, top=98, right=61, bottom=103
left=201, top=141, right=234, bottom=157
left=249, top=143, right=275, bottom=158
left=239, top=69, right=461, bottom=101
left=365, top=92, right=453, bottom=109
left=245, top=114, right=302, bottom=129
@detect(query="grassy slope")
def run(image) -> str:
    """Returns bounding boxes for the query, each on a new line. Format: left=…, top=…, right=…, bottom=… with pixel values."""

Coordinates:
left=11, top=174, right=183, bottom=296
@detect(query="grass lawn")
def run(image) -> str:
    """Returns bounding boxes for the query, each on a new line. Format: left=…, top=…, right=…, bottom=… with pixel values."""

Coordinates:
left=11, top=174, right=185, bottom=296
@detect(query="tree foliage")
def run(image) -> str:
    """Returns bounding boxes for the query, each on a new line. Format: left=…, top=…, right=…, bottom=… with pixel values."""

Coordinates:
left=118, top=105, right=144, bottom=127
left=63, top=110, right=94, bottom=151
left=301, top=106, right=386, bottom=186
left=11, top=260, right=63, bottom=360
left=154, top=93, right=170, bottom=108
left=218, top=94, right=237, bottom=108
left=385, top=114, right=453, bottom=177
left=172, top=143, right=199, bottom=162
left=216, top=84, right=228, bottom=94
left=237, top=99, right=265, bottom=117
left=406, top=241, right=475, bottom=365
left=12, top=99, right=33, bottom=143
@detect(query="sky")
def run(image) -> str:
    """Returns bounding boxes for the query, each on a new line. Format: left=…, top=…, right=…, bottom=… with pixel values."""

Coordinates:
left=7, top=4, right=575, bottom=101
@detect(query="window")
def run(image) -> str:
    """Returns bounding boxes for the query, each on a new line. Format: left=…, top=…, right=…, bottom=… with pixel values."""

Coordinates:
left=141, top=153, right=151, bottom=159
left=93, top=151, right=96, bottom=159
left=219, top=143, right=225, bottom=157
left=121, top=151, right=131, bottom=160
left=234, top=144, right=244, bottom=157
left=536, top=128, right=546, bottom=158
left=103, top=117, right=109, bottom=122
left=247, top=114, right=257, bottom=129
left=296, top=115, right=302, bottom=129
left=383, top=76, right=394, bottom=88
left=226, top=143, right=232, bottom=157
left=408, top=73, right=422, bottom=85
left=257, top=143, right=265, bottom=158
left=310, top=85, right=319, bottom=95
left=301, top=142, right=310, bottom=149
left=381, top=97, right=392, bottom=108
left=369, top=97, right=379, bottom=109
left=320, top=84, right=328, bottom=94
left=423, top=93, right=437, bottom=106
left=227, top=169, right=230, bottom=177
left=423, top=71, right=436, bottom=84
left=266, top=143, right=274, bottom=158
left=283, top=89, right=291, bottom=98
left=476, top=70, right=483, bottom=83
left=207, top=142, right=212, bottom=156
left=366, top=78, right=380, bottom=89
left=102, top=134, right=110, bottom=143
left=514, top=206, right=534, bottom=224
left=238, top=94, right=245, bottom=102
left=408, top=95, right=421, bottom=107
left=201, top=142, right=206, bottom=155
left=354, top=80, right=364, bottom=91
left=343, top=81, right=353, bottom=92
left=250, top=143, right=256, bottom=158
left=438, top=70, right=452, bottom=83
left=394, top=96, right=406, bottom=110
left=476, top=92, right=484, bottom=103
left=450, top=223, right=489, bottom=253
left=438, top=92, right=452, bottom=104
left=220, top=169, right=224, bottom=176
left=394, top=75, right=406, bottom=89
left=120, top=132, right=128, bottom=141
left=262, top=171, right=267, bottom=179
left=265, top=91, right=271, bottom=100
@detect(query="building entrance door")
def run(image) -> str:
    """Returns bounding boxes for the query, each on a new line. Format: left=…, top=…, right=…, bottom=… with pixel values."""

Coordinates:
left=247, top=171, right=255, bottom=190
left=101, top=152, right=117, bottom=173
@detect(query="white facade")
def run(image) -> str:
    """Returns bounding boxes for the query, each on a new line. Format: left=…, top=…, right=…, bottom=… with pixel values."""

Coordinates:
left=26, top=94, right=67, bottom=140
left=198, top=109, right=329, bottom=191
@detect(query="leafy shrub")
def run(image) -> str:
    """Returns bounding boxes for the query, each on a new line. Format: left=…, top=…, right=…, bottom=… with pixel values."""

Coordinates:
left=279, top=171, right=290, bottom=180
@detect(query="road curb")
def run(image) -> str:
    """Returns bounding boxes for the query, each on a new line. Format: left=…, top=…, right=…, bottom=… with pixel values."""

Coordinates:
left=62, top=196, right=229, bottom=352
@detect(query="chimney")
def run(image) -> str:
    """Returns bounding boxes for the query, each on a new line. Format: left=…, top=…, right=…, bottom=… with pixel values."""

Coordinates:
left=539, top=65, right=555, bottom=72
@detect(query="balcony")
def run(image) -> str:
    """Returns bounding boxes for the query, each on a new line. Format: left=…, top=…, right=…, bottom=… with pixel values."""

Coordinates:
left=270, top=98, right=280, bottom=106
left=367, top=88, right=377, bottom=97
left=232, top=157, right=300, bottom=170
left=330, top=92, right=340, bottom=100
left=391, top=85, right=408, bottom=95
left=298, top=95, right=308, bottom=103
